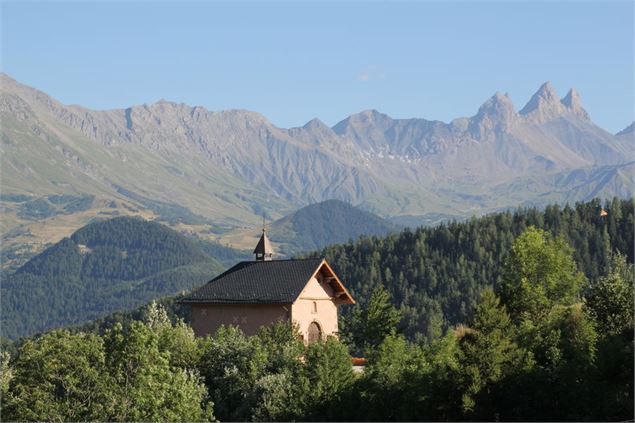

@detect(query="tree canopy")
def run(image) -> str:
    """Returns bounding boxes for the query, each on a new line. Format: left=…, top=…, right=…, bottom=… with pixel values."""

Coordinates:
left=2, top=198, right=633, bottom=421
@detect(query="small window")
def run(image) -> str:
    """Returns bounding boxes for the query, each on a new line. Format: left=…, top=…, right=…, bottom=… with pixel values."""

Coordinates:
left=312, top=301, right=318, bottom=313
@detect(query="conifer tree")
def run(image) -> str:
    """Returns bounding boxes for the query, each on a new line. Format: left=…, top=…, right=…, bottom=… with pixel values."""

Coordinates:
left=344, top=284, right=402, bottom=354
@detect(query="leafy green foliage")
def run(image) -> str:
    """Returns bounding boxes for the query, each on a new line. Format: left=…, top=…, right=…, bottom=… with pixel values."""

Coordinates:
left=247, top=324, right=306, bottom=421
left=3, top=331, right=111, bottom=421
left=488, top=228, right=602, bottom=419
left=0, top=350, right=11, bottom=409
left=500, top=227, right=584, bottom=321
left=3, top=305, right=214, bottom=422
left=143, top=301, right=201, bottom=369
left=2, top=198, right=633, bottom=421
left=359, top=333, right=428, bottom=420
left=72, top=295, right=190, bottom=336
left=348, top=224, right=632, bottom=421
left=104, top=322, right=213, bottom=422
left=198, top=325, right=268, bottom=421
left=195, top=323, right=358, bottom=422
left=301, top=337, right=356, bottom=420
left=585, top=253, right=634, bottom=336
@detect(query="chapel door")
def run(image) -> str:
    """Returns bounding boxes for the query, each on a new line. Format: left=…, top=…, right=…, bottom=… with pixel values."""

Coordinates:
left=308, top=321, right=322, bottom=344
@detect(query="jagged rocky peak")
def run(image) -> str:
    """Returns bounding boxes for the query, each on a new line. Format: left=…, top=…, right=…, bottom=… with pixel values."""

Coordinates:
left=477, top=92, right=516, bottom=117
left=520, top=81, right=568, bottom=122
left=353, top=109, right=393, bottom=125
left=520, top=82, right=590, bottom=123
left=561, top=88, right=581, bottom=108
left=561, top=88, right=590, bottom=120
left=290, top=117, right=335, bottom=139
left=520, top=82, right=591, bottom=123
left=147, top=98, right=179, bottom=112
left=468, top=92, right=517, bottom=138
left=303, top=117, right=330, bottom=130
left=332, top=109, right=394, bottom=135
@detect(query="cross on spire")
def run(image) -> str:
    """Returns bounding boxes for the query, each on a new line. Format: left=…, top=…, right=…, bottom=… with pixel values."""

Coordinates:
left=253, top=217, right=274, bottom=261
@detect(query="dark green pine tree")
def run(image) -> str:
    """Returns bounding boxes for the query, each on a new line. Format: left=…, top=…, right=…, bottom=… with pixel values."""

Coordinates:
left=343, top=284, right=402, bottom=354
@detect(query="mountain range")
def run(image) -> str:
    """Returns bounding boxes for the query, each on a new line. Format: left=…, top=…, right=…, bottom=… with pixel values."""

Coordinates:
left=1, top=73, right=632, bottom=268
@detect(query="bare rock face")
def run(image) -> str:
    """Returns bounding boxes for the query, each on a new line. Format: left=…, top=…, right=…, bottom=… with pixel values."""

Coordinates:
left=468, top=92, right=518, bottom=139
left=1, top=73, right=632, bottom=235
left=561, top=88, right=590, bottom=120
left=520, top=81, right=568, bottom=123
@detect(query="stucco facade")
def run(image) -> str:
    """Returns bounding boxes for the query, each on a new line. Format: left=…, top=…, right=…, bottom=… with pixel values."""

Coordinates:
left=182, top=256, right=354, bottom=342
left=188, top=273, right=342, bottom=340
left=291, top=273, right=340, bottom=342
left=190, top=303, right=290, bottom=337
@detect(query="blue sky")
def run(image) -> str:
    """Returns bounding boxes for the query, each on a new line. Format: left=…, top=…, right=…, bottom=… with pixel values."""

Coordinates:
left=2, top=1, right=633, bottom=132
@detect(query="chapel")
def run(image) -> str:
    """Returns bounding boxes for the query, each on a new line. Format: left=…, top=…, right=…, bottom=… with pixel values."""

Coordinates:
left=180, top=228, right=355, bottom=343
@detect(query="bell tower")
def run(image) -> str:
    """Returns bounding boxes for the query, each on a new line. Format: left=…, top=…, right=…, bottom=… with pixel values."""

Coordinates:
left=253, top=220, right=274, bottom=261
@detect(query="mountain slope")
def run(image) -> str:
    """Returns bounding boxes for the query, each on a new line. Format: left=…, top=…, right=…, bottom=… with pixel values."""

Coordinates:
left=1, top=74, right=632, bottom=269
left=66, top=197, right=634, bottom=346
left=1, top=217, right=226, bottom=339
left=216, top=199, right=397, bottom=256
left=311, top=197, right=634, bottom=341
left=267, top=199, right=397, bottom=254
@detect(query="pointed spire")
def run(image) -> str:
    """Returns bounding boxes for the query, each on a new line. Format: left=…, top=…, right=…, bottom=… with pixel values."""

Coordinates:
left=561, top=88, right=581, bottom=108
left=253, top=219, right=274, bottom=261
left=561, top=88, right=590, bottom=120
left=520, top=81, right=560, bottom=115
left=519, top=81, right=572, bottom=123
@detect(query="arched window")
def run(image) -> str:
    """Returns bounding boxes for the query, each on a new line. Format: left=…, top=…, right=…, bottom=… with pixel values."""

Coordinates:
left=312, top=301, right=318, bottom=313
left=308, top=321, right=322, bottom=344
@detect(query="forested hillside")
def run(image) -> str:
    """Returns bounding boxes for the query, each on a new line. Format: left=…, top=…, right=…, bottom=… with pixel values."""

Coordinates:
left=3, top=222, right=633, bottom=421
left=36, top=198, right=633, bottom=344
left=1, top=217, right=225, bottom=339
left=267, top=199, right=397, bottom=255
left=312, top=197, right=633, bottom=341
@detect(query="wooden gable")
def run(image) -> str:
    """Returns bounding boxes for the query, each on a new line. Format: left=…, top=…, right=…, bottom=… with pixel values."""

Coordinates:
left=305, top=259, right=355, bottom=304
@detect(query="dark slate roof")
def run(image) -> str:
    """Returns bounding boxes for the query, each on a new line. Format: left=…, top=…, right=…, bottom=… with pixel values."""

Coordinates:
left=180, top=258, right=325, bottom=304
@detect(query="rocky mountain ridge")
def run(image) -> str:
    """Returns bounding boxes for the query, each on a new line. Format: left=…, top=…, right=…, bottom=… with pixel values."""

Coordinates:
left=1, top=73, right=632, bottom=268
